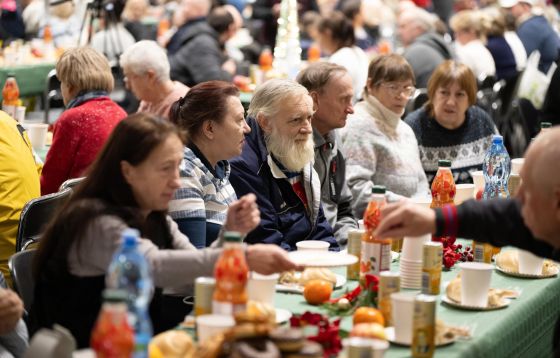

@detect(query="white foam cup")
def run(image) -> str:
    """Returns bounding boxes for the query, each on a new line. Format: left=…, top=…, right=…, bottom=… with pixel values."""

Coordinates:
left=517, top=249, right=544, bottom=275
left=247, top=272, right=279, bottom=305
left=391, top=292, right=417, bottom=344
left=401, top=234, right=430, bottom=261
left=296, top=240, right=330, bottom=251
left=454, top=183, right=475, bottom=205
left=15, top=106, right=26, bottom=123
left=196, top=314, right=235, bottom=343
left=511, top=158, right=525, bottom=175
left=471, top=171, right=485, bottom=197
left=459, top=262, right=493, bottom=307
left=26, top=123, right=49, bottom=150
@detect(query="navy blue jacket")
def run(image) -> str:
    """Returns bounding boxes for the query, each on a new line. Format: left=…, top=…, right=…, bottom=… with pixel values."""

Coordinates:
left=229, top=117, right=339, bottom=251
left=518, top=15, right=559, bottom=73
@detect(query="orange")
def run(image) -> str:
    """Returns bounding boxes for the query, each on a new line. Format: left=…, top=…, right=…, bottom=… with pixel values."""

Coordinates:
left=353, top=307, right=385, bottom=326
left=303, top=279, right=333, bottom=305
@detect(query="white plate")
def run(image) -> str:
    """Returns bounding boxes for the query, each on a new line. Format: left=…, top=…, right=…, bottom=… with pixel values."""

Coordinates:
left=495, top=264, right=559, bottom=279
left=275, top=308, right=292, bottom=324
left=288, top=251, right=358, bottom=267
left=385, top=327, right=455, bottom=347
left=441, top=295, right=510, bottom=311
left=276, top=273, right=346, bottom=294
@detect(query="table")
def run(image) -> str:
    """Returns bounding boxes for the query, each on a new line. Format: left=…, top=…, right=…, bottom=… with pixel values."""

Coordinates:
left=0, top=63, right=56, bottom=101
left=275, top=246, right=560, bottom=358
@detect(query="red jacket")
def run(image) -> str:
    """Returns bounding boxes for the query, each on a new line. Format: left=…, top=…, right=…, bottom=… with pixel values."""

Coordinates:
left=40, top=97, right=126, bottom=195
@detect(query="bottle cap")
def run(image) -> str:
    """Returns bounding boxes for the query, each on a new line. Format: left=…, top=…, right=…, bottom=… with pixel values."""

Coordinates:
left=438, top=159, right=452, bottom=167
left=371, top=185, right=386, bottom=194
left=224, top=231, right=242, bottom=242
left=541, top=122, right=552, bottom=128
left=102, top=289, right=128, bottom=303
left=122, top=228, right=140, bottom=247
left=6, top=72, right=16, bottom=78
left=492, top=134, right=503, bottom=143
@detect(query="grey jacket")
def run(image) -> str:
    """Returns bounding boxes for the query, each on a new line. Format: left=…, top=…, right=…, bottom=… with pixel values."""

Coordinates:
left=403, top=32, right=454, bottom=88
left=313, top=129, right=357, bottom=247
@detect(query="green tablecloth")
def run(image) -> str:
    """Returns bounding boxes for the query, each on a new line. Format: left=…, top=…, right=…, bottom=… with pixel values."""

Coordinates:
left=275, top=246, right=560, bottom=358
left=0, top=62, right=56, bottom=101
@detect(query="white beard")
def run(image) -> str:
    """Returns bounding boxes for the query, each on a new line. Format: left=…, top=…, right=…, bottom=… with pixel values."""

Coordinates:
left=265, top=127, right=315, bottom=172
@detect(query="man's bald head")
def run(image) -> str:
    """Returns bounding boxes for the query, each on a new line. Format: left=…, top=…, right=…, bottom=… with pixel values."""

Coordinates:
left=518, top=126, right=560, bottom=247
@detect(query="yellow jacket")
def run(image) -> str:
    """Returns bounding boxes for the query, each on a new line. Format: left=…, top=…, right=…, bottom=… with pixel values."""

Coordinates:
left=0, top=111, right=42, bottom=286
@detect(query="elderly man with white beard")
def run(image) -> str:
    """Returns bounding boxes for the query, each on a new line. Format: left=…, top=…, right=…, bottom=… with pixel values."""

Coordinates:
left=229, top=79, right=339, bottom=251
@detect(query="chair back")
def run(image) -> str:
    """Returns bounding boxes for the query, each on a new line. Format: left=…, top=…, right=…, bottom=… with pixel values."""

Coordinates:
left=8, top=249, right=36, bottom=312
left=58, top=177, right=85, bottom=192
left=405, top=88, right=429, bottom=115
left=15, top=188, right=72, bottom=252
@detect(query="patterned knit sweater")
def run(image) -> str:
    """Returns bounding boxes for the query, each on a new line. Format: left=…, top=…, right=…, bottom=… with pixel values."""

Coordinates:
left=404, top=105, right=497, bottom=184
left=340, top=95, right=429, bottom=218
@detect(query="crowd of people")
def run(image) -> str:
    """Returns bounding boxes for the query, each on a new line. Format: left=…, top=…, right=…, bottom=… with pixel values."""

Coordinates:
left=1, top=0, right=560, bottom=354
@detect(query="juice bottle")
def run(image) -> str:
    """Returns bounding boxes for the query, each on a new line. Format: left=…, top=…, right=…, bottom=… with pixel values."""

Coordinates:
left=360, top=185, right=392, bottom=279
left=43, top=24, right=53, bottom=44
left=307, top=43, right=321, bottom=62
left=430, top=160, right=456, bottom=243
left=259, top=46, right=273, bottom=72
left=2, top=74, right=20, bottom=106
left=157, top=18, right=170, bottom=39
left=91, top=289, right=134, bottom=358
left=212, top=232, right=249, bottom=315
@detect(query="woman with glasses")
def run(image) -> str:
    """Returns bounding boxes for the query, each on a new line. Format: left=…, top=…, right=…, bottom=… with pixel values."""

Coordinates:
left=341, top=54, right=429, bottom=218
left=405, top=60, right=497, bottom=184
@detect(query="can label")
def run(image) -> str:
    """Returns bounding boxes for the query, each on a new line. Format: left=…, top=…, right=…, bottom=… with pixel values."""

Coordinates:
left=411, top=296, right=436, bottom=358
left=360, top=241, right=391, bottom=276
left=421, top=243, right=442, bottom=295
left=195, top=277, right=215, bottom=316
left=378, top=273, right=400, bottom=326
left=473, top=242, right=493, bottom=263
left=347, top=230, right=364, bottom=280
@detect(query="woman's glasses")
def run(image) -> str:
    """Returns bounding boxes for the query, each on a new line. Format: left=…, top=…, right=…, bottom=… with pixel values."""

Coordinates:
left=380, top=82, right=416, bottom=98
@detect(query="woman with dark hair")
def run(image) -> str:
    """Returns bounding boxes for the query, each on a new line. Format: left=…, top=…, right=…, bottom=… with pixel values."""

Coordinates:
left=405, top=61, right=497, bottom=184
left=168, top=81, right=253, bottom=248
left=29, top=113, right=298, bottom=348
left=341, top=54, right=429, bottom=218
left=316, top=11, right=369, bottom=102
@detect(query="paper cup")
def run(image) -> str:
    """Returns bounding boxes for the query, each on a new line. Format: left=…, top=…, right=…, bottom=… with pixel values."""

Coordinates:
left=26, top=123, right=49, bottom=150
left=401, top=234, right=430, bottom=261
left=2, top=104, right=16, bottom=118
left=391, top=292, right=417, bottom=344
left=454, top=184, right=475, bottom=205
left=247, top=272, right=279, bottom=305
left=342, top=337, right=389, bottom=358
left=296, top=240, right=330, bottom=251
left=15, top=106, right=26, bottom=123
left=517, top=249, right=544, bottom=275
left=511, top=158, right=525, bottom=175
left=459, top=262, right=493, bottom=307
left=471, top=171, right=484, bottom=197
left=196, top=314, right=235, bottom=343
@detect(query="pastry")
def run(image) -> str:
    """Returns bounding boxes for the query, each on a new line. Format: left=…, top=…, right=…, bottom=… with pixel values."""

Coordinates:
left=299, top=268, right=337, bottom=286
left=279, top=271, right=299, bottom=285
left=285, top=340, right=324, bottom=358
left=230, top=338, right=281, bottom=358
left=349, top=323, right=387, bottom=340
left=148, top=330, right=194, bottom=358
left=269, top=327, right=305, bottom=352
left=246, top=300, right=276, bottom=324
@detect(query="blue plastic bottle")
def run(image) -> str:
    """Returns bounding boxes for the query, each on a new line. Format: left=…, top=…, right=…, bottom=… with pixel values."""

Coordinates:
left=482, top=135, right=511, bottom=199
left=106, top=229, right=153, bottom=358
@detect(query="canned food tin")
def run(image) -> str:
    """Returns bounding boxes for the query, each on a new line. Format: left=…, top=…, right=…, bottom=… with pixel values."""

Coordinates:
left=378, top=271, right=400, bottom=326
left=194, top=277, right=215, bottom=316
left=347, top=229, right=364, bottom=280
left=421, top=242, right=442, bottom=295
left=473, top=241, right=493, bottom=263
left=411, top=294, right=437, bottom=358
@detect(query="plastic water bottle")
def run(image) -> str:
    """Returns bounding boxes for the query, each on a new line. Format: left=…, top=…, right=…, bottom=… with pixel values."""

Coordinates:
left=106, top=229, right=153, bottom=358
left=482, top=135, right=511, bottom=199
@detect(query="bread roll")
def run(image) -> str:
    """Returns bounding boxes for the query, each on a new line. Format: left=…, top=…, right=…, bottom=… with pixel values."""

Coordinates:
left=148, top=330, right=194, bottom=358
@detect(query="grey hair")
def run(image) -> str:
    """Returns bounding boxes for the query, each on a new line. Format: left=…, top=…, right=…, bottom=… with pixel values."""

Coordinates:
left=401, top=7, right=437, bottom=33
left=119, top=40, right=170, bottom=82
left=247, top=79, right=310, bottom=118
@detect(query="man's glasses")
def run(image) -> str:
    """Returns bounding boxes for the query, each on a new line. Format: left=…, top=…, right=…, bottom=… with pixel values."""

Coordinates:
left=379, top=82, right=416, bottom=98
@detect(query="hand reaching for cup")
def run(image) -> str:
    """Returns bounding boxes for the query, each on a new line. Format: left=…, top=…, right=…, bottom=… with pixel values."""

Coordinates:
left=374, top=200, right=437, bottom=239
left=224, top=194, right=260, bottom=236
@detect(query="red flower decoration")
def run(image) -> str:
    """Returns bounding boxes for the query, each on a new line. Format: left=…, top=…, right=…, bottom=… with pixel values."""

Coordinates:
left=290, top=312, right=342, bottom=357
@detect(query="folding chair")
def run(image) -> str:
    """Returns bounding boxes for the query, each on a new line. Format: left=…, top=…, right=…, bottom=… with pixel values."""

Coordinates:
left=8, top=249, right=36, bottom=312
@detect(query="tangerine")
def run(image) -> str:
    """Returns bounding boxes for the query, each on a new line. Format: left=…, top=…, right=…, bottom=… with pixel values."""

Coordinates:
left=303, top=279, right=333, bottom=305
left=353, top=307, right=385, bottom=326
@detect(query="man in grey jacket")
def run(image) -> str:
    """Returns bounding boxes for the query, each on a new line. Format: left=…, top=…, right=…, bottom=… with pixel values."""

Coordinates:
left=397, top=6, right=454, bottom=88
left=297, top=63, right=358, bottom=247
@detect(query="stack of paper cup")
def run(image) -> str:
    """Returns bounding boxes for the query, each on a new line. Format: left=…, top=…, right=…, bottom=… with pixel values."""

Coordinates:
left=399, top=234, right=430, bottom=289
left=471, top=171, right=484, bottom=198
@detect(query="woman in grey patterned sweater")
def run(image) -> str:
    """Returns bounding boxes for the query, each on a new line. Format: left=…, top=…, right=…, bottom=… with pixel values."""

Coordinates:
left=341, top=54, right=429, bottom=218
